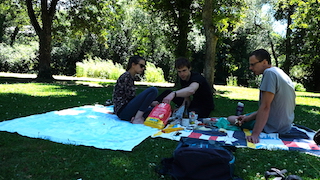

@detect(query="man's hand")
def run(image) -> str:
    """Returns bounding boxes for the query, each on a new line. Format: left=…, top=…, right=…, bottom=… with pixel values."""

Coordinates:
left=151, top=101, right=159, bottom=107
left=237, top=115, right=250, bottom=126
left=246, top=134, right=260, bottom=143
left=162, top=92, right=175, bottom=104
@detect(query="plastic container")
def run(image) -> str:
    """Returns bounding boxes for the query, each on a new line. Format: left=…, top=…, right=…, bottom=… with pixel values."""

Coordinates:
left=235, top=102, right=244, bottom=116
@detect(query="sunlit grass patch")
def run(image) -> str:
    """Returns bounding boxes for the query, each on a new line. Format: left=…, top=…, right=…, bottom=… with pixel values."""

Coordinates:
left=0, top=82, right=319, bottom=180
left=0, top=83, right=77, bottom=97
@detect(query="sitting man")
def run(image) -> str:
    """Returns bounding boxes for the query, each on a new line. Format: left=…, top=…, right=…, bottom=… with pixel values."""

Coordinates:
left=228, top=49, right=296, bottom=143
left=162, top=57, right=215, bottom=118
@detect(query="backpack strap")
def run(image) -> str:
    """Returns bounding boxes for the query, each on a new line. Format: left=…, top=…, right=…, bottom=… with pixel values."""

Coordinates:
left=265, top=168, right=287, bottom=180
left=155, top=157, right=174, bottom=177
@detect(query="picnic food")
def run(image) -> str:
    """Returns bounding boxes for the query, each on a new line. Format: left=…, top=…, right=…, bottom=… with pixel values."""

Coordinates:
left=234, top=118, right=242, bottom=126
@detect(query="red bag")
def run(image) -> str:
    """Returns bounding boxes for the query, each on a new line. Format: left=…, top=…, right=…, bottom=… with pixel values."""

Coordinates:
left=144, top=103, right=172, bottom=129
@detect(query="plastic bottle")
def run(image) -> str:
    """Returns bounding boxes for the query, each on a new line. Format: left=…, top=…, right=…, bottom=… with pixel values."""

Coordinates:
left=183, top=102, right=189, bottom=118
left=235, top=102, right=244, bottom=116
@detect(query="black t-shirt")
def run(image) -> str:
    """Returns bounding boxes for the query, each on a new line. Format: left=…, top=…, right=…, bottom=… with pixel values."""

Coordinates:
left=180, top=72, right=214, bottom=110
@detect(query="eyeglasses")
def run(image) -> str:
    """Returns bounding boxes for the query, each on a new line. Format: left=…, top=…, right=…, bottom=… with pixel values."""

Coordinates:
left=138, top=63, right=146, bottom=69
left=250, top=61, right=262, bottom=67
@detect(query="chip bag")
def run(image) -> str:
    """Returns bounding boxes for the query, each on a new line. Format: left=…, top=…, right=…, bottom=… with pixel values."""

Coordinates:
left=144, top=103, right=172, bottom=129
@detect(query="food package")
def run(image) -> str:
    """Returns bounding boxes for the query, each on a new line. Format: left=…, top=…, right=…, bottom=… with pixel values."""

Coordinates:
left=144, top=103, right=172, bottom=129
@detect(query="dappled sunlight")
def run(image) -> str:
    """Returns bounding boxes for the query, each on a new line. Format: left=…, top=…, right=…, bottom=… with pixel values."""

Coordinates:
left=296, top=91, right=320, bottom=107
left=215, top=85, right=259, bottom=101
left=0, top=83, right=77, bottom=97
left=302, top=107, right=320, bottom=116
left=216, top=85, right=320, bottom=107
left=110, top=157, right=132, bottom=168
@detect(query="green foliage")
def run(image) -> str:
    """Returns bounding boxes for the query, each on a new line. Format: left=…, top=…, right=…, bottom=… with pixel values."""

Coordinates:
left=247, top=75, right=262, bottom=88
left=275, top=0, right=320, bottom=91
left=76, top=56, right=167, bottom=83
left=143, top=63, right=166, bottom=83
left=0, top=42, right=38, bottom=73
left=226, top=75, right=238, bottom=86
left=76, top=56, right=125, bottom=80
left=294, top=82, right=306, bottom=92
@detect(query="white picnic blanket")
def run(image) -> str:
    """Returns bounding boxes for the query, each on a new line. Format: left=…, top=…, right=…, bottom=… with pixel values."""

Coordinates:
left=0, top=105, right=158, bottom=151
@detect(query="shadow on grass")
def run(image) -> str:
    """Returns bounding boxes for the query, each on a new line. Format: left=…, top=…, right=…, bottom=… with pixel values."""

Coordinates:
left=1, top=77, right=320, bottom=179
left=214, top=93, right=320, bottom=130
left=1, top=77, right=319, bottom=129
left=296, top=94, right=320, bottom=99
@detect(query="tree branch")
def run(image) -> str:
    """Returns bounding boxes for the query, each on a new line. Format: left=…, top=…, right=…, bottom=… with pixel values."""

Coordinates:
left=26, top=0, right=42, bottom=34
left=49, top=0, right=59, bottom=18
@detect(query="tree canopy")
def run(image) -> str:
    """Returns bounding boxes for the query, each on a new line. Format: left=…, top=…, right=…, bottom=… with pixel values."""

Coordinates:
left=0, top=0, right=319, bottom=91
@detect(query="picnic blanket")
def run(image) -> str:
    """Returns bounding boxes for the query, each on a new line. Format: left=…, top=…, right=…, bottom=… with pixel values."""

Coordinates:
left=152, top=118, right=320, bottom=157
left=0, top=105, right=158, bottom=151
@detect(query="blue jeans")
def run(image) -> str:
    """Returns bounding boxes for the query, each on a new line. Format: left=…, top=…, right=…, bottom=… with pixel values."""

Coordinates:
left=118, top=87, right=158, bottom=121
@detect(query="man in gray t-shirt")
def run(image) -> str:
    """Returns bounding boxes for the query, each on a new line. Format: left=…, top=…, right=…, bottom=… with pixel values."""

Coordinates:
left=227, top=49, right=296, bottom=143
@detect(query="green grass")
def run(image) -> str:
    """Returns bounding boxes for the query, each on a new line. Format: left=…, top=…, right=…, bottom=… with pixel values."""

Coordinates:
left=0, top=79, right=319, bottom=180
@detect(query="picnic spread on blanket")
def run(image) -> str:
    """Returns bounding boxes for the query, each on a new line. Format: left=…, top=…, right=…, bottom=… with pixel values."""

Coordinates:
left=0, top=105, right=319, bottom=156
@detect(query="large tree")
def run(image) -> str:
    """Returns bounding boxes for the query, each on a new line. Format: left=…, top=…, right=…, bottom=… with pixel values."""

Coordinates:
left=200, top=0, right=245, bottom=88
left=289, top=0, right=320, bottom=91
left=144, top=0, right=193, bottom=58
left=26, top=0, right=58, bottom=81
left=202, top=0, right=217, bottom=88
left=275, top=0, right=295, bottom=75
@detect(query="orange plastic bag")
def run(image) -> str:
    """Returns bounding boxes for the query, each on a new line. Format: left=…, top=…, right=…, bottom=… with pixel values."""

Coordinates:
left=144, top=103, right=172, bottom=129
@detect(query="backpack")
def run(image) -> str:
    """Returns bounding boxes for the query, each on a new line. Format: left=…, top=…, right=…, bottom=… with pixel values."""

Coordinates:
left=157, top=137, right=239, bottom=180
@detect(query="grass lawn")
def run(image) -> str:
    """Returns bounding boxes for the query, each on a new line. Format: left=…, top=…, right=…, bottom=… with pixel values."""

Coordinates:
left=0, top=77, right=319, bottom=180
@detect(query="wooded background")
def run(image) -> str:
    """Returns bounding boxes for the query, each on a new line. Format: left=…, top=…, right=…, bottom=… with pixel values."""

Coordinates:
left=0, top=0, right=319, bottom=92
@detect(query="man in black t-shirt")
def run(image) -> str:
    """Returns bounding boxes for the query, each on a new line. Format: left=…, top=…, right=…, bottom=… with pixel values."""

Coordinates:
left=162, top=57, right=215, bottom=118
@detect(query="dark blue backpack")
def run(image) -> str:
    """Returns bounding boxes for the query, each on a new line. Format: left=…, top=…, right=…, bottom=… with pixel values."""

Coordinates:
left=157, top=137, right=239, bottom=180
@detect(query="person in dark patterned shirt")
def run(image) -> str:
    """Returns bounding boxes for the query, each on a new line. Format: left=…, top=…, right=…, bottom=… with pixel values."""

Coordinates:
left=112, top=55, right=159, bottom=124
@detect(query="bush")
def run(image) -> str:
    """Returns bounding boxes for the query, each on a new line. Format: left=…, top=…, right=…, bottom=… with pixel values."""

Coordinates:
left=144, top=63, right=166, bottom=83
left=0, top=42, right=38, bottom=73
left=76, top=56, right=167, bottom=83
left=76, top=56, right=125, bottom=80
left=227, top=75, right=238, bottom=86
left=294, top=82, right=306, bottom=92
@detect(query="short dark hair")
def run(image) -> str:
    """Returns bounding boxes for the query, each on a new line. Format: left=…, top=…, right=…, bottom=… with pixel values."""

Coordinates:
left=126, top=55, right=145, bottom=71
left=175, top=57, right=191, bottom=69
left=249, top=49, right=271, bottom=64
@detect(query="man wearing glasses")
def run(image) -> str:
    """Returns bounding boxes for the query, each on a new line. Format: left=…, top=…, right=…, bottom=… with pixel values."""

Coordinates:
left=227, top=49, right=296, bottom=143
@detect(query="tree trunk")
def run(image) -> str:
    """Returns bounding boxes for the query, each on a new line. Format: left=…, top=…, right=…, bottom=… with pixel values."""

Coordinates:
left=0, top=14, right=5, bottom=43
left=175, top=0, right=192, bottom=58
left=26, top=0, right=58, bottom=82
left=202, top=0, right=217, bottom=90
left=267, top=33, right=278, bottom=67
left=10, top=26, right=19, bottom=46
left=37, top=30, right=53, bottom=81
left=283, top=5, right=294, bottom=75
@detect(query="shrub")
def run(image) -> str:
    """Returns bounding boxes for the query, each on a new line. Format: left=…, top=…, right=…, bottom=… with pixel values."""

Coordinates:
left=0, top=42, right=38, bottom=73
left=227, top=75, right=238, bottom=86
left=144, top=63, right=166, bottom=83
left=76, top=56, right=167, bottom=83
left=294, top=82, right=306, bottom=92
left=76, top=56, right=125, bottom=80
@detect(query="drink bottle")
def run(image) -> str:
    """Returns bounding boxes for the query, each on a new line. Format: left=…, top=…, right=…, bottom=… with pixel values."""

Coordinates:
left=235, top=102, right=244, bottom=116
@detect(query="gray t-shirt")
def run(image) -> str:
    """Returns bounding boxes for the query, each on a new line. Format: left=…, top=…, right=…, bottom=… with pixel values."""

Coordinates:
left=259, top=67, right=296, bottom=134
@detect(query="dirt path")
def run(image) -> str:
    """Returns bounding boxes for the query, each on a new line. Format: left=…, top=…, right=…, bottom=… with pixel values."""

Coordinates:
left=0, top=72, right=174, bottom=87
